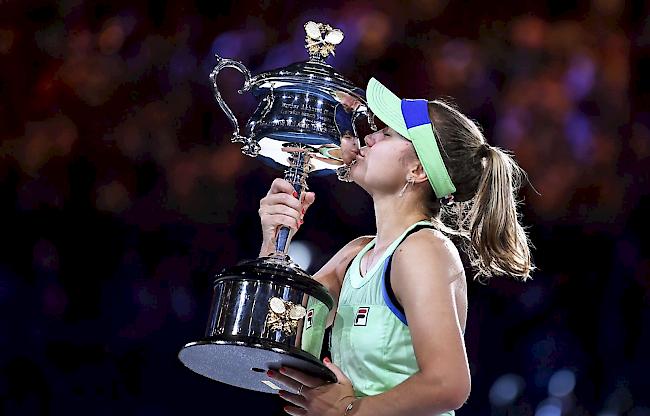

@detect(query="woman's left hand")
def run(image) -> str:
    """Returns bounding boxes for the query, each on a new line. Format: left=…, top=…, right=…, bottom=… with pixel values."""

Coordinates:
left=269, top=357, right=357, bottom=416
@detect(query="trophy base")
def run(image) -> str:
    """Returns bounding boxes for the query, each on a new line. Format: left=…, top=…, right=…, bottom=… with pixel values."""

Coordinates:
left=178, top=336, right=337, bottom=394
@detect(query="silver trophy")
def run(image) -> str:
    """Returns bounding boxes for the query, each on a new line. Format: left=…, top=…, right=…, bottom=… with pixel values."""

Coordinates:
left=178, top=22, right=375, bottom=393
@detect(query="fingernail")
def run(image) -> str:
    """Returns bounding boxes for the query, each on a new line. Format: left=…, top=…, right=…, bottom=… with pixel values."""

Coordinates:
left=302, top=208, right=305, bottom=214
left=292, top=191, right=298, bottom=198
left=267, top=370, right=274, bottom=377
left=324, top=357, right=330, bottom=363
left=279, top=367, right=286, bottom=374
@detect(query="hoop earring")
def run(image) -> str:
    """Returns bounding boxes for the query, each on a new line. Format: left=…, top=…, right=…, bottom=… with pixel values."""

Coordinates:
left=399, top=177, right=415, bottom=197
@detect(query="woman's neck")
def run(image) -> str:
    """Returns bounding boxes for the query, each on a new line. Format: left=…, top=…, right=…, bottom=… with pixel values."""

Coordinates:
left=371, top=191, right=430, bottom=250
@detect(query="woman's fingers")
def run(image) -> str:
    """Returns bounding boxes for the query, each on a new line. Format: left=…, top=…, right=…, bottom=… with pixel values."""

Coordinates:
left=268, top=178, right=298, bottom=197
left=301, top=192, right=315, bottom=213
left=267, top=214, right=300, bottom=231
left=283, top=405, right=307, bottom=416
left=267, top=366, right=327, bottom=392
left=260, top=204, right=301, bottom=224
left=278, top=390, right=307, bottom=408
left=259, top=181, right=316, bottom=240
left=261, top=194, right=302, bottom=216
left=267, top=370, right=303, bottom=393
left=278, top=366, right=328, bottom=388
left=261, top=191, right=314, bottom=217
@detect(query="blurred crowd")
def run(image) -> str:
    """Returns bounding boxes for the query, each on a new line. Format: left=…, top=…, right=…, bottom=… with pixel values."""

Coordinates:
left=0, top=0, right=648, bottom=415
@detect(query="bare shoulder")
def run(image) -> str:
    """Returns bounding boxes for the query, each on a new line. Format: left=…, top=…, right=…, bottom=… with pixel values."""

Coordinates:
left=393, top=228, right=464, bottom=283
left=334, top=235, right=374, bottom=282
left=312, top=235, right=374, bottom=294
left=343, top=234, right=375, bottom=253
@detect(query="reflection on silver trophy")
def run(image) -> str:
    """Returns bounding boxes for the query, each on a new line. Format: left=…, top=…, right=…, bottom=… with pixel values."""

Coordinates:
left=178, top=21, right=375, bottom=393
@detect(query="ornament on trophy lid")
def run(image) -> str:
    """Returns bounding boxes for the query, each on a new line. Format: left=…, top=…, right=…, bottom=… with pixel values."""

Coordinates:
left=304, top=21, right=344, bottom=60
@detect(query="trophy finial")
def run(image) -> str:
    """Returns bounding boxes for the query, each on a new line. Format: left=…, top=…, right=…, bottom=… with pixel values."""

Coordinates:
left=304, top=21, right=344, bottom=61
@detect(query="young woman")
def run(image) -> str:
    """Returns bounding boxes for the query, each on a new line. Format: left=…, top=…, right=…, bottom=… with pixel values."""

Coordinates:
left=257, top=78, right=535, bottom=416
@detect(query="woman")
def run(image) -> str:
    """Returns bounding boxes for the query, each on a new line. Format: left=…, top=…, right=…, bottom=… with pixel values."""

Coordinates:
left=257, top=78, right=535, bottom=415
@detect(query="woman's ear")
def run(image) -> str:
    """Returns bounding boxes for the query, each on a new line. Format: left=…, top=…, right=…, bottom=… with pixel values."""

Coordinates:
left=410, top=163, right=429, bottom=185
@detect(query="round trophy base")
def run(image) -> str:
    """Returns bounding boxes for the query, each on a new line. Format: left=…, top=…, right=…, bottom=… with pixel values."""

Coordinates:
left=178, top=336, right=337, bottom=394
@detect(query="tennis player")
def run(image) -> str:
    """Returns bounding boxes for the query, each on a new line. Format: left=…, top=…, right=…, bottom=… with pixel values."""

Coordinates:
left=258, top=78, right=535, bottom=416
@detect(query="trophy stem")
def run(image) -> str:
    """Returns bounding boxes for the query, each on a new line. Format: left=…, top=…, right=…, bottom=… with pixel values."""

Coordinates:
left=274, top=145, right=313, bottom=256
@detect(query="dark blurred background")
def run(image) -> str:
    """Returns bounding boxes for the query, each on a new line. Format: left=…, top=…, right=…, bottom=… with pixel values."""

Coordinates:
left=1, top=0, right=649, bottom=415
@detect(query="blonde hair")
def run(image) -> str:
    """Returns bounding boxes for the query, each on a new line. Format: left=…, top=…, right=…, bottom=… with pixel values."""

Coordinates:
left=425, top=99, right=537, bottom=283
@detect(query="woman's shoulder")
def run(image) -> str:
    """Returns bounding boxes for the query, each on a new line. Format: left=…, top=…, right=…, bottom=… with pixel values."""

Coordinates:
left=333, top=235, right=374, bottom=281
left=312, top=235, right=374, bottom=292
left=344, top=235, right=375, bottom=252
left=394, top=227, right=464, bottom=282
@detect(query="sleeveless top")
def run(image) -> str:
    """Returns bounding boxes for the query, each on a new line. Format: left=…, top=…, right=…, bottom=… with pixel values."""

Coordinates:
left=329, top=220, right=456, bottom=416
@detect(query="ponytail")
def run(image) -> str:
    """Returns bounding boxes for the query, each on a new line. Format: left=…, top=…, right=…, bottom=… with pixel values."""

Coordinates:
left=426, top=100, right=536, bottom=282
left=467, top=145, right=535, bottom=281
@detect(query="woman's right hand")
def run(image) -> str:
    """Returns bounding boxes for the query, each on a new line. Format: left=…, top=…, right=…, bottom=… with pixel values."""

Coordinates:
left=258, top=178, right=316, bottom=255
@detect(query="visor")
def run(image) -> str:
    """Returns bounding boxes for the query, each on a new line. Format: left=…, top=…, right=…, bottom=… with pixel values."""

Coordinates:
left=366, top=77, right=456, bottom=199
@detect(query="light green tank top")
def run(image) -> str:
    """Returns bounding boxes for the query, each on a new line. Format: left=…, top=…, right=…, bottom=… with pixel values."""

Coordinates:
left=329, top=220, right=455, bottom=416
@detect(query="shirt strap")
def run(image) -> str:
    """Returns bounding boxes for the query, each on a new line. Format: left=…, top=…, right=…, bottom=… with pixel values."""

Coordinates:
left=381, top=223, right=438, bottom=325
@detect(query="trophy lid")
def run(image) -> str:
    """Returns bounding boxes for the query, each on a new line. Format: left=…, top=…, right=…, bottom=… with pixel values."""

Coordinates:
left=246, top=21, right=367, bottom=108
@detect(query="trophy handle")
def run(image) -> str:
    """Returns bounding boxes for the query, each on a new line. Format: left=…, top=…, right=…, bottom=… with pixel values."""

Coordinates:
left=210, top=54, right=260, bottom=156
left=274, top=149, right=312, bottom=256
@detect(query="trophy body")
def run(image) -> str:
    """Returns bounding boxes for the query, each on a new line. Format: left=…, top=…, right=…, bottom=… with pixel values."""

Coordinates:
left=179, top=261, right=334, bottom=392
left=178, top=22, right=373, bottom=394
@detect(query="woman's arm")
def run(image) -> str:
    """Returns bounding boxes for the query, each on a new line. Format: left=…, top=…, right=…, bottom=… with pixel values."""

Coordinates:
left=351, top=231, right=470, bottom=415
left=257, top=178, right=373, bottom=326
left=309, top=236, right=374, bottom=326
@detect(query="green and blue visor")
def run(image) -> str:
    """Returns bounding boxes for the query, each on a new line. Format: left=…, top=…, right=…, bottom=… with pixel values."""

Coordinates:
left=363, top=77, right=456, bottom=199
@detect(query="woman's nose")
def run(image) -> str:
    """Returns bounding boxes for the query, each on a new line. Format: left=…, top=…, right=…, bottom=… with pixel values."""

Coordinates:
left=364, top=134, right=375, bottom=147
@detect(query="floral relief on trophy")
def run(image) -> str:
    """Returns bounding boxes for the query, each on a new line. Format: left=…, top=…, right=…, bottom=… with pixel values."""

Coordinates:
left=265, top=296, right=308, bottom=336
left=304, top=21, right=344, bottom=61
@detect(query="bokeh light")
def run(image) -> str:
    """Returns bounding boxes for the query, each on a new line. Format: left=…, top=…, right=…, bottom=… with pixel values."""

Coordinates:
left=0, top=0, right=647, bottom=415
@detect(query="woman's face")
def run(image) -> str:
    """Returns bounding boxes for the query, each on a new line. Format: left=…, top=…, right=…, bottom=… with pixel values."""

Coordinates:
left=350, top=125, right=416, bottom=195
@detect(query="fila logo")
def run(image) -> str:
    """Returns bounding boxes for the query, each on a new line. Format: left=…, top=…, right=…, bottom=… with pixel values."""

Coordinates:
left=305, top=309, right=314, bottom=329
left=354, top=307, right=370, bottom=326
